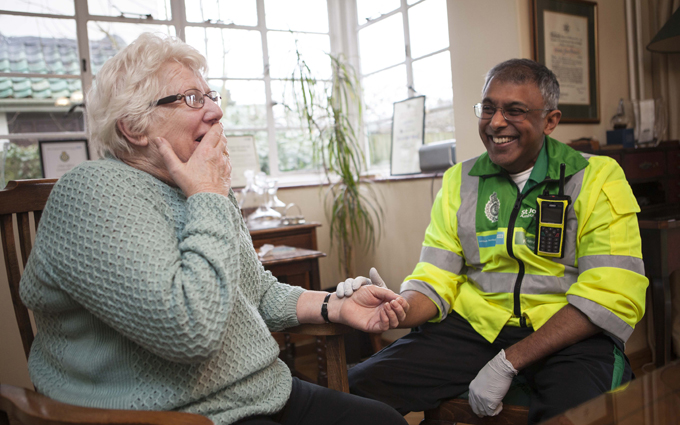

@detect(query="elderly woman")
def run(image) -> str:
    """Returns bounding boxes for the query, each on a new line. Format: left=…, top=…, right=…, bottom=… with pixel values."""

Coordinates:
left=19, top=33, right=408, bottom=425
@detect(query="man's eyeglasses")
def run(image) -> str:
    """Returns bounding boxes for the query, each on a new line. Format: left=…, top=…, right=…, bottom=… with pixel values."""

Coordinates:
left=154, top=89, right=221, bottom=109
left=474, top=103, right=552, bottom=122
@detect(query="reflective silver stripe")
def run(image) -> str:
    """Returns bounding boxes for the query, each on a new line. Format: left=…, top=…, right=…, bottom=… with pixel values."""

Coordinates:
left=578, top=255, right=645, bottom=276
left=568, top=295, right=633, bottom=342
left=420, top=246, right=465, bottom=275
left=551, top=166, right=585, bottom=268
left=401, top=279, right=451, bottom=320
left=467, top=270, right=577, bottom=294
left=458, top=159, right=481, bottom=266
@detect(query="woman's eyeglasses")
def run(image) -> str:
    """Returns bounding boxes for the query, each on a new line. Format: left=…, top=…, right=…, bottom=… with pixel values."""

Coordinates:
left=154, top=89, right=221, bottom=109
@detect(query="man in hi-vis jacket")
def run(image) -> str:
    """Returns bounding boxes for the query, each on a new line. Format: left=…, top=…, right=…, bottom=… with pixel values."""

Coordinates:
left=341, top=59, right=647, bottom=425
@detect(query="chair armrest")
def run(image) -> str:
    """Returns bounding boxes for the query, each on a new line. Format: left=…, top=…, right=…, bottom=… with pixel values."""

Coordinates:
left=281, top=323, right=354, bottom=393
left=0, top=384, right=214, bottom=425
left=283, top=323, right=354, bottom=336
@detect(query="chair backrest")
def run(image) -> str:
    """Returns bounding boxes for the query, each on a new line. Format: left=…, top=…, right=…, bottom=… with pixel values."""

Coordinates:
left=0, top=179, right=57, bottom=361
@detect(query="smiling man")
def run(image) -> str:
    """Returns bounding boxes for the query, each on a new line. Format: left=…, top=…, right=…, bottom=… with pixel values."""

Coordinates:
left=346, top=59, right=648, bottom=424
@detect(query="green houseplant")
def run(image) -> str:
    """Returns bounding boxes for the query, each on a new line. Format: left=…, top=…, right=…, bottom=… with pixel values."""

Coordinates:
left=290, top=50, right=384, bottom=278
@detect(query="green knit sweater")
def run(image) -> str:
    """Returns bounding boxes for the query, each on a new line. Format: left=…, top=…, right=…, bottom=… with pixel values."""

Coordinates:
left=20, top=157, right=306, bottom=424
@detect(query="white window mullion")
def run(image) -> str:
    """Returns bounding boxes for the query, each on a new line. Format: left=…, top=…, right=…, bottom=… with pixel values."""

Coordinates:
left=257, top=0, right=279, bottom=177
left=169, top=0, right=187, bottom=41
left=401, top=0, right=414, bottom=98
left=74, top=0, right=93, bottom=155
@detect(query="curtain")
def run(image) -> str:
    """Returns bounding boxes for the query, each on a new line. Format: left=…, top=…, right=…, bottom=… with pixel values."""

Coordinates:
left=639, top=0, right=680, bottom=141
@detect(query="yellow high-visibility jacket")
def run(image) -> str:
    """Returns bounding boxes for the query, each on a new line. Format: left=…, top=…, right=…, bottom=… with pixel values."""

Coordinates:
left=402, top=136, right=648, bottom=343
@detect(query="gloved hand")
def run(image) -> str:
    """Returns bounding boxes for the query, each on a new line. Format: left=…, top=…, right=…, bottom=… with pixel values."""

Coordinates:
left=468, top=349, right=518, bottom=417
left=336, top=267, right=388, bottom=298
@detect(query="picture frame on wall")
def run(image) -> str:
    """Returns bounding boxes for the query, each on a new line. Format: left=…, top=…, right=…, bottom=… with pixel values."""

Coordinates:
left=38, top=139, right=90, bottom=179
left=391, top=95, right=426, bottom=176
left=532, top=0, right=600, bottom=123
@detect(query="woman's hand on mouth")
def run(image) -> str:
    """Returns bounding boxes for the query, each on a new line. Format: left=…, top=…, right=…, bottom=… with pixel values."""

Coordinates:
left=154, top=122, right=232, bottom=198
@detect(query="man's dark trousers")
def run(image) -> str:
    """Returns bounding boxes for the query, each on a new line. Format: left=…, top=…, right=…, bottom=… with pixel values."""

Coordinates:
left=348, top=310, right=632, bottom=424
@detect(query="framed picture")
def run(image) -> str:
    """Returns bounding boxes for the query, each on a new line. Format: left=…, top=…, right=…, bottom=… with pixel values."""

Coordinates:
left=226, top=135, right=260, bottom=188
left=39, top=139, right=90, bottom=179
left=532, top=0, right=599, bottom=123
left=391, top=95, right=426, bottom=175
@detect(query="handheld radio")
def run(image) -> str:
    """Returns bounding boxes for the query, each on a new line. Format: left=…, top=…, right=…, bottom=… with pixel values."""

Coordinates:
left=535, top=163, right=571, bottom=258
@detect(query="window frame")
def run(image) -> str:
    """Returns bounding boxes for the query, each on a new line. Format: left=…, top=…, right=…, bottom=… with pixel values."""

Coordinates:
left=0, top=0, right=451, bottom=185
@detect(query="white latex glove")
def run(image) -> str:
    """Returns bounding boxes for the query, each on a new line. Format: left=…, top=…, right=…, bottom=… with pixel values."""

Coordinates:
left=468, top=349, right=518, bottom=417
left=335, top=267, right=388, bottom=298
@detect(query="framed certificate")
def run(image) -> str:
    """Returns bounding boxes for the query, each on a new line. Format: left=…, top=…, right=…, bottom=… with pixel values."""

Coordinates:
left=532, top=0, right=599, bottom=123
left=39, top=139, right=90, bottom=179
left=227, top=135, right=260, bottom=188
left=391, top=96, right=426, bottom=175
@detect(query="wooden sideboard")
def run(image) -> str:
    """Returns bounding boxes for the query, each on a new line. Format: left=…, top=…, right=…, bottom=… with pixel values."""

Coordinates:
left=572, top=141, right=680, bottom=367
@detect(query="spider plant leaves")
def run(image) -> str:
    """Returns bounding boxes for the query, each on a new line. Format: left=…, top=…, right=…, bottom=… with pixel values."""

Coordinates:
left=291, top=49, right=384, bottom=277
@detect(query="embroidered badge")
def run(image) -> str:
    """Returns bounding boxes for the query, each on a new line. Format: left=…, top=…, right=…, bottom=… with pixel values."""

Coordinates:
left=485, top=192, right=499, bottom=223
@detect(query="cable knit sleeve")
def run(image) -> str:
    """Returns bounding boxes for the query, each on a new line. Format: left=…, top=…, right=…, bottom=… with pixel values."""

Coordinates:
left=26, top=162, right=246, bottom=363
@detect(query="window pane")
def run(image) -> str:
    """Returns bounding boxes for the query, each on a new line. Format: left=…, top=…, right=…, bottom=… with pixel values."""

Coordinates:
left=356, top=0, right=400, bottom=25
left=0, top=0, right=74, bottom=15
left=265, top=0, right=328, bottom=33
left=362, top=65, right=407, bottom=122
left=211, top=79, right=267, bottom=130
left=185, top=0, right=257, bottom=25
left=412, top=51, right=455, bottom=143
left=267, top=32, right=330, bottom=79
left=358, top=13, right=404, bottom=75
left=88, top=0, right=171, bottom=20
left=87, top=22, right=174, bottom=74
left=424, top=108, right=454, bottom=144
left=409, top=0, right=449, bottom=59
left=0, top=16, right=79, bottom=77
left=186, top=27, right=263, bottom=78
left=271, top=79, right=327, bottom=129
left=277, top=129, right=314, bottom=173
left=366, top=120, right=391, bottom=168
left=412, top=51, right=452, bottom=110
left=362, top=65, right=407, bottom=168
left=1, top=141, right=42, bottom=182
left=0, top=76, right=81, bottom=102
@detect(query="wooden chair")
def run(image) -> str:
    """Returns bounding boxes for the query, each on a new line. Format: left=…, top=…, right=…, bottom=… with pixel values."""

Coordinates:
left=0, top=179, right=352, bottom=425
left=420, top=380, right=531, bottom=425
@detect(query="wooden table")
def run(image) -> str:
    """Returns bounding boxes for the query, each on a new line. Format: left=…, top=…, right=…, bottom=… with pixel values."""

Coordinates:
left=259, top=246, right=326, bottom=290
left=541, top=361, right=680, bottom=425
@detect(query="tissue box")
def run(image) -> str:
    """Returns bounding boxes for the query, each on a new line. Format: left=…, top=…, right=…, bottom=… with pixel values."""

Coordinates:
left=606, top=128, right=635, bottom=148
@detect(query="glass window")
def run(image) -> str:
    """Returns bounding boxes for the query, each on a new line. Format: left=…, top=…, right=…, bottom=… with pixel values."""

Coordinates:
left=88, top=0, right=172, bottom=20
left=362, top=65, right=407, bottom=122
left=0, top=16, right=79, bottom=77
left=212, top=79, right=267, bottom=130
left=267, top=31, right=331, bottom=79
left=408, top=0, right=448, bottom=59
left=0, top=0, right=74, bottom=15
left=358, top=13, right=404, bottom=75
left=356, top=0, right=400, bottom=25
left=412, top=51, right=452, bottom=110
left=185, top=0, right=257, bottom=26
left=277, top=129, right=315, bottom=173
left=186, top=27, right=263, bottom=79
left=264, top=0, right=328, bottom=33
left=87, top=22, right=174, bottom=74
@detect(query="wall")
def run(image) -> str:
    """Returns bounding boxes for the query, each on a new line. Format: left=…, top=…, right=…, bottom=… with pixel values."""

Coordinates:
left=453, top=0, right=631, bottom=164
